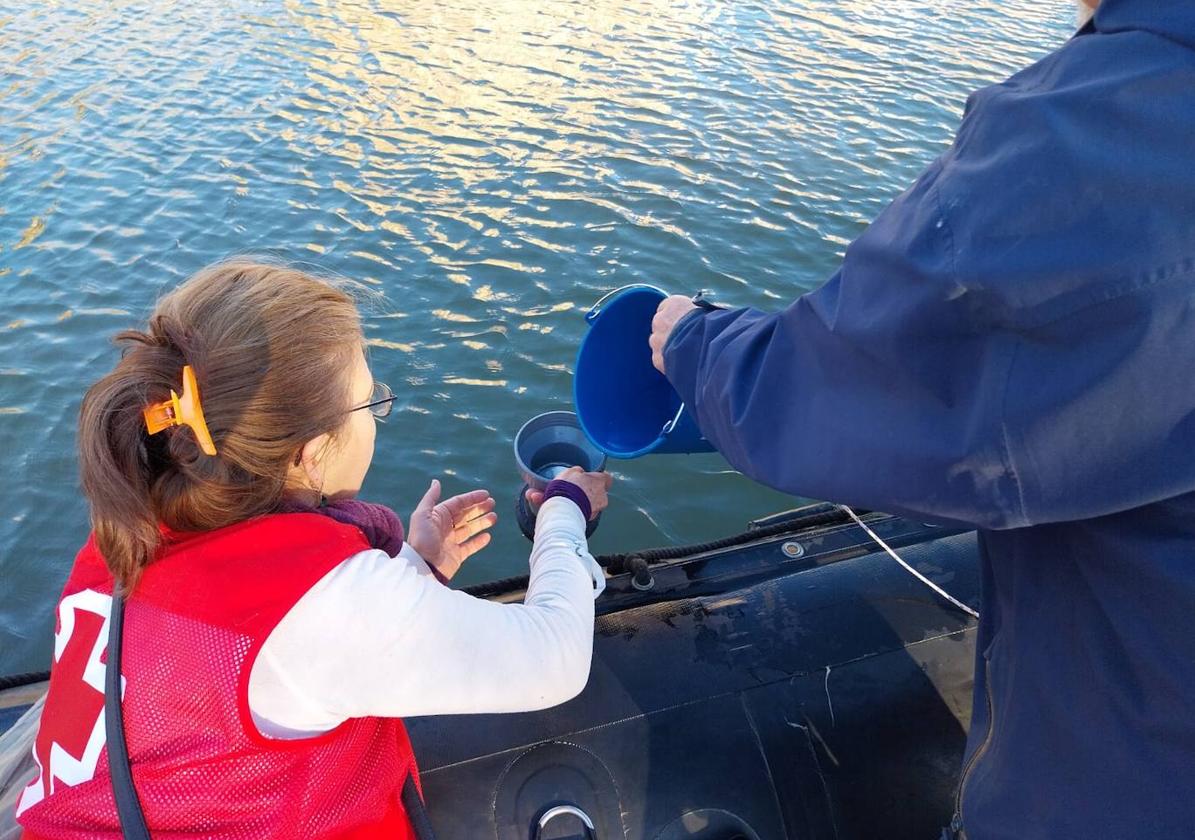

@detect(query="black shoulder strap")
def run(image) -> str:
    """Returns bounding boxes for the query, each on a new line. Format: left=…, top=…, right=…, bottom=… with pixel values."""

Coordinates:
left=402, top=774, right=438, bottom=840
left=105, top=585, right=152, bottom=840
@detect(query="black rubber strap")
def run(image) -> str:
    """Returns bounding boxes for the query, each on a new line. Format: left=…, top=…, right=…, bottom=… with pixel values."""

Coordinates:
left=105, top=585, right=152, bottom=840
left=401, top=774, right=438, bottom=840
left=690, top=290, right=730, bottom=311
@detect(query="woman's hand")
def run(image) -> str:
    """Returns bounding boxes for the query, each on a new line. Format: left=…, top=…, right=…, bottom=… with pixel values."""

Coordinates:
left=407, top=480, right=497, bottom=581
left=525, top=466, right=613, bottom=520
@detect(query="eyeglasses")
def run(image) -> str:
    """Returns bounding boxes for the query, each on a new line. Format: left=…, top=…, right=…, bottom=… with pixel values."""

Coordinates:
left=350, top=381, right=397, bottom=421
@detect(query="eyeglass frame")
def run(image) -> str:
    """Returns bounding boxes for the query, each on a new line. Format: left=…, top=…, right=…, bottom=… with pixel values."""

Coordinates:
left=350, top=381, right=397, bottom=420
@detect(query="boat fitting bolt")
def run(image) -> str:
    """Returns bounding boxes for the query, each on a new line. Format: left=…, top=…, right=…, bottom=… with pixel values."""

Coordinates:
left=628, top=556, right=655, bottom=591
left=782, top=541, right=805, bottom=558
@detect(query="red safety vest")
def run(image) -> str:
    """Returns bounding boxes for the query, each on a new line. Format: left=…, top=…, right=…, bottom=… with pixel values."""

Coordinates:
left=17, top=513, right=420, bottom=839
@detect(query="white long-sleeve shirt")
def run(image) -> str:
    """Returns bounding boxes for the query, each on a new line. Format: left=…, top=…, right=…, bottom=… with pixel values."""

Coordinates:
left=247, top=497, right=602, bottom=738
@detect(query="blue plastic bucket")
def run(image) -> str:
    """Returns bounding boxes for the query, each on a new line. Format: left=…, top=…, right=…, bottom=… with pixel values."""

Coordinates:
left=574, top=285, right=714, bottom=458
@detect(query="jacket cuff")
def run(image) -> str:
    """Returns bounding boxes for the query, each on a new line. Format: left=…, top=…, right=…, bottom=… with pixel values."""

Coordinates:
left=543, top=479, right=592, bottom=522
left=662, top=307, right=710, bottom=412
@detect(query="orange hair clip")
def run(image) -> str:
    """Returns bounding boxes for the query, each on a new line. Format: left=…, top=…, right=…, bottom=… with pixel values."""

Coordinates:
left=143, top=365, right=217, bottom=456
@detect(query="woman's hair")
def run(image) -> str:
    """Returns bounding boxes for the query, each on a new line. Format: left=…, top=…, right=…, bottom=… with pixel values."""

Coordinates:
left=78, top=259, right=363, bottom=588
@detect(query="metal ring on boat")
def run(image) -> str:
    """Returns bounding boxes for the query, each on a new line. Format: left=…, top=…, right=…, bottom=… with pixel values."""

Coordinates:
left=781, top=540, right=805, bottom=558
left=534, top=804, right=597, bottom=839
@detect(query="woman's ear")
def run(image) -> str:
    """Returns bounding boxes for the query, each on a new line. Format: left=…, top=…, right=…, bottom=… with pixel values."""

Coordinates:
left=297, top=432, right=331, bottom=489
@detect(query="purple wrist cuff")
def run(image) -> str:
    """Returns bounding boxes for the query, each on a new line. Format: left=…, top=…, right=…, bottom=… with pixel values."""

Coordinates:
left=543, top=479, right=593, bottom=522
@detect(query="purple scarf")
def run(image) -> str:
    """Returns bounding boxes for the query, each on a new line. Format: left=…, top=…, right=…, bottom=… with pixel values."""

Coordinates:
left=279, top=497, right=406, bottom=557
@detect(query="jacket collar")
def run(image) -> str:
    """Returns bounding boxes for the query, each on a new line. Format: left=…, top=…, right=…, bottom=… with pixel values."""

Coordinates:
left=1095, top=0, right=1195, bottom=50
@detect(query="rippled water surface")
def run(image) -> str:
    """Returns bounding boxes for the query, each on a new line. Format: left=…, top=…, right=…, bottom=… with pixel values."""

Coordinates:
left=0, top=0, right=1071, bottom=673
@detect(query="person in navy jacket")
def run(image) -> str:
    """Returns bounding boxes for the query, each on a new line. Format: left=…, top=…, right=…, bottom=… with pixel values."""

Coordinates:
left=649, top=1, right=1195, bottom=837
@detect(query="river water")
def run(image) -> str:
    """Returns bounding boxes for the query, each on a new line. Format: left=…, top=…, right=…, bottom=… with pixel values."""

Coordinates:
left=0, top=0, right=1071, bottom=674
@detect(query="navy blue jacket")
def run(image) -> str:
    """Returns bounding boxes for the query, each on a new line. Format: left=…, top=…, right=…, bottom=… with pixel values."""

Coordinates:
left=664, top=3, right=1195, bottom=837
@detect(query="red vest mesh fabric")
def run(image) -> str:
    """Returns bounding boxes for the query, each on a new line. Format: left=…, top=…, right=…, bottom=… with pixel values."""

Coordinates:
left=16, top=514, right=419, bottom=840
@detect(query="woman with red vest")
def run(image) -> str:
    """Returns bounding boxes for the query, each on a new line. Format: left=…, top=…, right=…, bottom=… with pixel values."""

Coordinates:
left=15, top=260, right=610, bottom=839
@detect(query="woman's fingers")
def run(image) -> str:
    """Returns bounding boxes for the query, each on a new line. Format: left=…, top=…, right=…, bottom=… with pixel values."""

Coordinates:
left=450, top=497, right=495, bottom=528
left=458, top=531, right=492, bottom=558
left=453, top=510, right=498, bottom=541
left=412, top=479, right=442, bottom=517
left=467, top=496, right=497, bottom=517
left=439, top=488, right=492, bottom=520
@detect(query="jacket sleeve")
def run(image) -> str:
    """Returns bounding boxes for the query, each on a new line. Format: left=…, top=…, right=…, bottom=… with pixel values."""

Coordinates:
left=664, top=136, right=1195, bottom=529
left=248, top=498, right=597, bottom=731
left=664, top=154, right=1030, bottom=530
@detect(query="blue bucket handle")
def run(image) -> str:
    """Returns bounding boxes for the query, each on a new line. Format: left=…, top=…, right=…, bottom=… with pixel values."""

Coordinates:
left=584, top=283, right=666, bottom=323
left=585, top=285, right=727, bottom=322
left=660, top=403, right=686, bottom=438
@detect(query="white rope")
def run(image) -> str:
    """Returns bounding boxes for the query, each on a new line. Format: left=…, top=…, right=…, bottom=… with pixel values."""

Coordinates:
left=840, top=505, right=980, bottom=619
